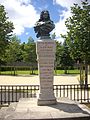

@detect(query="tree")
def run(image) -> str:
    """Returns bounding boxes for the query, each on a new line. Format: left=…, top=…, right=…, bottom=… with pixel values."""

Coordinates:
left=5, top=35, right=22, bottom=63
left=28, top=36, right=34, bottom=43
left=64, top=0, right=90, bottom=85
left=0, top=4, right=14, bottom=64
left=61, top=41, right=74, bottom=74
left=22, top=37, right=37, bottom=74
left=55, top=40, right=63, bottom=70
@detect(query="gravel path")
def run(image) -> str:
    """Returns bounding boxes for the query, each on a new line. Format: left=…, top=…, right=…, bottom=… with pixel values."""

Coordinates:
left=0, top=74, right=89, bottom=85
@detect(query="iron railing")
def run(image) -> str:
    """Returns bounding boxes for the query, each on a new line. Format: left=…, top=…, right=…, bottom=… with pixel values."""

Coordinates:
left=54, top=84, right=90, bottom=103
left=0, top=84, right=90, bottom=105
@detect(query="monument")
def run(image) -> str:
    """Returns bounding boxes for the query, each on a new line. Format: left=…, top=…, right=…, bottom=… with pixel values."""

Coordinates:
left=34, top=10, right=56, bottom=105
left=0, top=10, right=90, bottom=120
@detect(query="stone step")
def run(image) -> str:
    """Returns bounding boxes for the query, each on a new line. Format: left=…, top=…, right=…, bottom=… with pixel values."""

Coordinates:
left=0, top=102, right=17, bottom=120
left=0, top=98, right=90, bottom=120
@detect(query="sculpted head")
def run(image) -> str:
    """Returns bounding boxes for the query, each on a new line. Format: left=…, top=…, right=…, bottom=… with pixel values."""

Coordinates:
left=39, top=10, right=50, bottom=21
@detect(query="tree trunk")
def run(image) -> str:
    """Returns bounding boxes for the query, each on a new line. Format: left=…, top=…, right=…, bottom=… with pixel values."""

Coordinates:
left=80, top=63, right=82, bottom=82
left=31, top=65, right=34, bottom=74
left=80, top=63, right=84, bottom=85
left=0, top=65, right=1, bottom=75
left=14, top=66, right=16, bottom=76
left=64, top=66, right=67, bottom=74
left=54, top=62, right=57, bottom=75
left=85, top=61, right=88, bottom=88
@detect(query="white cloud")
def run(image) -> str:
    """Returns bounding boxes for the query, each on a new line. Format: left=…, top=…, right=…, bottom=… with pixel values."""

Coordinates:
left=53, top=0, right=90, bottom=43
left=0, top=0, right=89, bottom=42
left=53, top=0, right=82, bottom=10
left=26, top=32, right=29, bottom=35
left=0, top=0, right=39, bottom=35
left=18, top=0, right=31, bottom=4
left=53, top=9, right=72, bottom=43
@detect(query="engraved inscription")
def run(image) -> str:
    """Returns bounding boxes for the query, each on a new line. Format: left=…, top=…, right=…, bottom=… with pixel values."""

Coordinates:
left=36, top=40, right=56, bottom=102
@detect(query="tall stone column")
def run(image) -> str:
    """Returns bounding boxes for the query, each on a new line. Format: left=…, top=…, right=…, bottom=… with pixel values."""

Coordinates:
left=36, top=39, right=56, bottom=105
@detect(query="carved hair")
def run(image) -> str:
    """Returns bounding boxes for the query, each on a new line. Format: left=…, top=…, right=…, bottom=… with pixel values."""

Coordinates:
left=38, top=10, right=50, bottom=22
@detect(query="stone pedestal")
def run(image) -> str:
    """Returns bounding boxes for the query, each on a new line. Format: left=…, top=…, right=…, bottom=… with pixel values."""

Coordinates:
left=36, top=39, right=56, bottom=105
left=0, top=98, right=90, bottom=120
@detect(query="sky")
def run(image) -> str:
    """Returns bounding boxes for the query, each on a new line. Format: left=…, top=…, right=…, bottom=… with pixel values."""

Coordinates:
left=0, top=0, right=89, bottom=43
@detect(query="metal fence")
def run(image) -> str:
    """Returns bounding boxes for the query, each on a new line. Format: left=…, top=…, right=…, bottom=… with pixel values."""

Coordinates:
left=0, top=84, right=90, bottom=105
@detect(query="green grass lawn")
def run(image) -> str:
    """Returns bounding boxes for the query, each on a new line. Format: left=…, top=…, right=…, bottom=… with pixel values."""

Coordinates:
left=55, top=69, right=80, bottom=75
left=0, top=69, right=80, bottom=75
left=0, top=70, right=38, bottom=75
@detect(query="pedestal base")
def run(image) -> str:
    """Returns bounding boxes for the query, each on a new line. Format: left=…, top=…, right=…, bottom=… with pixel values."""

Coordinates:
left=37, top=98, right=57, bottom=105
left=0, top=98, right=90, bottom=120
left=37, top=92, right=57, bottom=105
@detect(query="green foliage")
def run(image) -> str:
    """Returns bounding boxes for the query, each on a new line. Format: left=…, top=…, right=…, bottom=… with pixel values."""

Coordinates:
left=4, top=35, right=37, bottom=66
left=4, top=35, right=22, bottom=63
left=55, top=40, right=63, bottom=68
left=28, top=36, right=34, bottom=43
left=0, top=4, right=14, bottom=64
left=61, top=0, right=90, bottom=84
left=60, top=41, right=74, bottom=74
left=65, top=0, right=90, bottom=63
left=21, top=38, right=37, bottom=64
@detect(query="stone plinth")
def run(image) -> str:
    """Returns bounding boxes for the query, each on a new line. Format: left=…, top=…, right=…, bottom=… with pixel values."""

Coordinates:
left=0, top=98, right=90, bottom=120
left=36, top=39, right=56, bottom=105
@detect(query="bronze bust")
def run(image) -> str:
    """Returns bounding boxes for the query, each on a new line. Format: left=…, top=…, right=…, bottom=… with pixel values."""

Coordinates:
left=34, top=10, right=55, bottom=39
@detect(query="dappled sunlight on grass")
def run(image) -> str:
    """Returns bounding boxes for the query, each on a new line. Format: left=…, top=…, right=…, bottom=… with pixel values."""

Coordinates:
left=0, top=69, right=80, bottom=75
